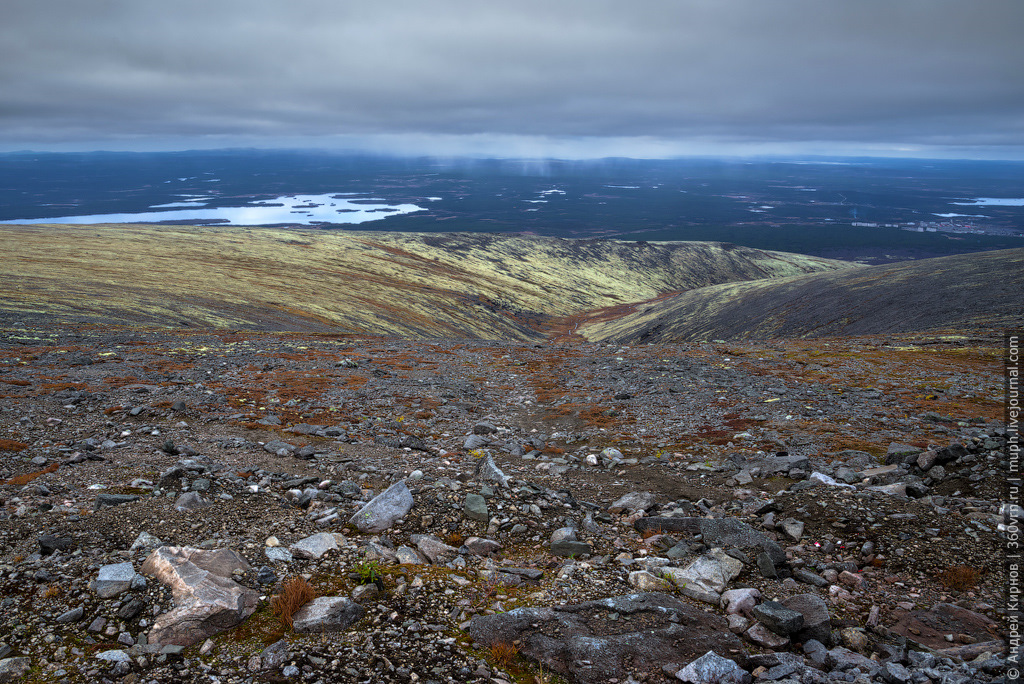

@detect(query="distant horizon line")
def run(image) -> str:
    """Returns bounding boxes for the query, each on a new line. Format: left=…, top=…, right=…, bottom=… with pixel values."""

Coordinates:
left=2, top=146, right=1024, bottom=164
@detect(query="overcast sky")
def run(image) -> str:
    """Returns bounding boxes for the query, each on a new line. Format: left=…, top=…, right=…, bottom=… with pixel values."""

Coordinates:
left=2, top=0, right=1022, bottom=158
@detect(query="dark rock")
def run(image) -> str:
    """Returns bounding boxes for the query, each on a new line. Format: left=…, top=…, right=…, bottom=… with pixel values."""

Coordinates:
left=470, top=592, right=746, bottom=684
left=885, top=443, right=921, bottom=465
left=756, top=552, right=778, bottom=579
left=751, top=601, right=804, bottom=636
left=636, top=517, right=786, bottom=566
left=782, top=594, right=833, bottom=646
left=94, top=493, right=139, bottom=510
left=256, top=566, right=278, bottom=585
left=935, top=443, right=968, bottom=464
left=55, top=606, right=84, bottom=624
left=550, top=540, right=592, bottom=557
left=791, top=568, right=829, bottom=587
left=117, top=597, right=146, bottom=620
left=38, top=534, right=73, bottom=556
left=473, top=421, right=498, bottom=435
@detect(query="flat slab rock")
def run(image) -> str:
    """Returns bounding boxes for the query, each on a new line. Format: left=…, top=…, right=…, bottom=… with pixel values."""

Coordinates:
left=141, top=546, right=257, bottom=647
left=470, top=592, right=746, bottom=684
left=634, top=516, right=786, bottom=566
left=889, top=602, right=1003, bottom=650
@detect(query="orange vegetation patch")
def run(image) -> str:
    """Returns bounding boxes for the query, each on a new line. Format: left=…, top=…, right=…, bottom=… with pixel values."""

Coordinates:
left=270, top=576, right=317, bottom=629
left=3, top=462, right=59, bottom=485
left=103, top=376, right=140, bottom=387
left=142, top=359, right=194, bottom=373
left=937, top=565, right=982, bottom=591
left=0, top=439, right=29, bottom=452
left=0, top=379, right=31, bottom=387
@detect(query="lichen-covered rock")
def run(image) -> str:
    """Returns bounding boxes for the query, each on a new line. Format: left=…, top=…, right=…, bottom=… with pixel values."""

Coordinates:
left=348, top=480, right=414, bottom=533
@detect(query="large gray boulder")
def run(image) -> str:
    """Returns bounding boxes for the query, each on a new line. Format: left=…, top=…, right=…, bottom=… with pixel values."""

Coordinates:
left=470, top=592, right=745, bottom=684
left=662, top=548, right=743, bottom=604
left=292, top=596, right=364, bottom=633
left=348, top=480, right=414, bottom=533
left=141, top=546, right=257, bottom=647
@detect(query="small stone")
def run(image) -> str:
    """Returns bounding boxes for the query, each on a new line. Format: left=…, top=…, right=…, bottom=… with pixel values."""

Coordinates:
left=608, top=491, right=655, bottom=514
left=264, top=547, right=293, bottom=563
left=841, top=626, right=870, bottom=652
left=463, top=537, right=502, bottom=556
left=721, top=588, right=760, bottom=615
left=464, top=493, right=489, bottom=522
left=777, top=517, right=804, bottom=541
left=56, top=606, right=84, bottom=624
left=744, top=622, right=790, bottom=649
left=256, top=566, right=278, bottom=585
left=95, top=562, right=137, bottom=599
left=289, top=532, right=339, bottom=560
left=675, top=650, right=751, bottom=684
left=351, top=583, right=380, bottom=601
left=550, top=540, right=592, bottom=557
left=628, top=570, right=673, bottom=592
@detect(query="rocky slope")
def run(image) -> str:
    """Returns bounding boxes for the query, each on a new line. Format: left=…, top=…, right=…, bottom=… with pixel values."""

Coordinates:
left=579, top=248, right=1024, bottom=343
left=0, top=323, right=1011, bottom=683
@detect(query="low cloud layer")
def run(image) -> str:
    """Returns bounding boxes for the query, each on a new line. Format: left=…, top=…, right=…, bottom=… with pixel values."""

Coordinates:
left=2, top=0, right=1022, bottom=157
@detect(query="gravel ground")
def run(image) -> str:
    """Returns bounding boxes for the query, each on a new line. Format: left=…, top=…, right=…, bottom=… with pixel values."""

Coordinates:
left=0, top=324, right=1011, bottom=683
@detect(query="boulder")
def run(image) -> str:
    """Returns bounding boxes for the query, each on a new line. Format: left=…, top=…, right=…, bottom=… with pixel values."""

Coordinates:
left=0, top=657, right=31, bottom=683
left=464, top=493, right=489, bottom=522
left=608, top=491, right=655, bottom=514
left=635, top=517, right=786, bottom=567
left=675, top=651, right=751, bottom=684
left=94, top=562, right=138, bottom=599
left=289, top=532, right=340, bottom=560
left=782, top=594, right=833, bottom=646
left=348, top=480, right=414, bottom=533
left=141, top=546, right=258, bottom=647
left=662, top=548, right=743, bottom=603
left=470, top=592, right=745, bottom=684
left=751, top=600, right=804, bottom=636
left=474, top=453, right=509, bottom=487
left=292, top=596, right=364, bottom=633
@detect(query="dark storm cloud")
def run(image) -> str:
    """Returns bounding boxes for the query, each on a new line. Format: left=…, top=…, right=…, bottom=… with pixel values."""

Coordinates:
left=2, top=0, right=1022, bottom=156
